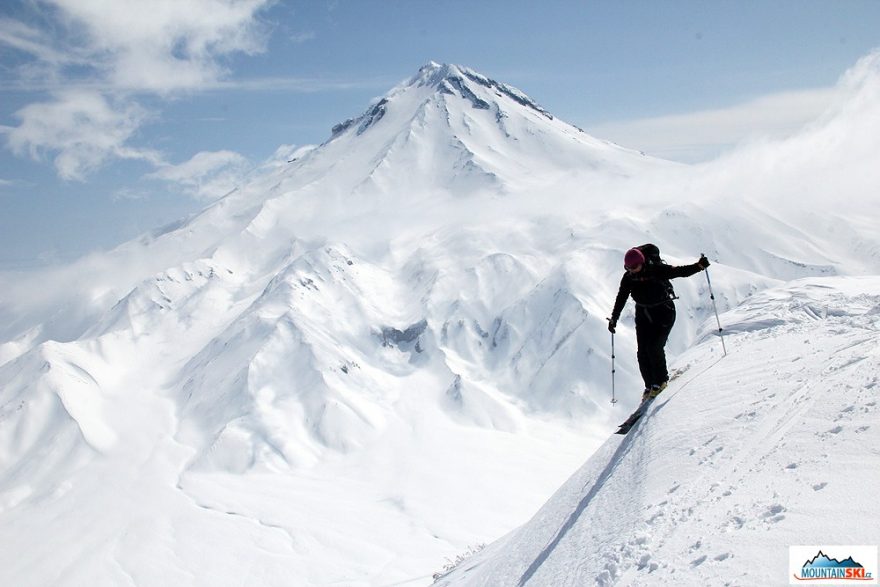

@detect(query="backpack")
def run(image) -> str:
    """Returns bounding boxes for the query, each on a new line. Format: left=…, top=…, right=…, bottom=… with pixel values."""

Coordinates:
left=635, top=243, right=678, bottom=301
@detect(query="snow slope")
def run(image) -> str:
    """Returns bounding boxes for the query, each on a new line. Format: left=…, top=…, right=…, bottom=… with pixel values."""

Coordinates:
left=435, top=276, right=880, bottom=586
left=1, top=55, right=879, bottom=586
left=0, top=61, right=684, bottom=587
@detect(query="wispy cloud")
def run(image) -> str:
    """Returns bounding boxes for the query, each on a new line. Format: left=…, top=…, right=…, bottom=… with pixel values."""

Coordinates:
left=0, top=17, right=85, bottom=66
left=0, top=75, right=393, bottom=94
left=589, top=87, right=842, bottom=163
left=0, top=0, right=274, bottom=181
left=289, top=31, right=317, bottom=44
left=263, top=143, right=316, bottom=168
left=147, top=150, right=250, bottom=200
left=0, top=176, right=35, bottom=192
left=111, top=187, right=152, bottom=202
left=43, top=0, right=273, bottom=95
left=207, top=75, right=394, bottom=93
left=5, top=89, right=163, bottom=180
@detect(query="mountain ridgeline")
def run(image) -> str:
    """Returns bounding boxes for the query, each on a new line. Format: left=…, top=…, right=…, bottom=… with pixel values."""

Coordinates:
left=1, top=59, right=879, bottom=586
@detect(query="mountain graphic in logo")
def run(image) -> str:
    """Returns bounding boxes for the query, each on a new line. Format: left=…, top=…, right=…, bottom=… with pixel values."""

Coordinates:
left=791, top=546, right=877, bottom=584
left=804, top=551, right=865, bottom=569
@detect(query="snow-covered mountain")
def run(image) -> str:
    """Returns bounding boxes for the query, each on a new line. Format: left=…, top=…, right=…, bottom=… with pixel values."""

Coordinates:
left=1, top=56, right=879, bottom=586
left=316, top=61, right=667, bottom=196
left=434, top=276, right=880, bottom=586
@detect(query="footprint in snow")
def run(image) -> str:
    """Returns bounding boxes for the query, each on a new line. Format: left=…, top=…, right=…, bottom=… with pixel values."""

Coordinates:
left=812, top=482, right=828, bottom=491
left=724, top=515, right=746, bottom=531
left=761, top=504, right=786, bottom=523
left=817, top=425, right=844, bottom=438
left=699, top=446, right=724, bottom=466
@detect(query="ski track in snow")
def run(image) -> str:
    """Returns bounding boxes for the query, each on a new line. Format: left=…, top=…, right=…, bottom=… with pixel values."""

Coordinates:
left=437, top=278, right=880, bottom=586
left=1, top=58, right=880, bottom=586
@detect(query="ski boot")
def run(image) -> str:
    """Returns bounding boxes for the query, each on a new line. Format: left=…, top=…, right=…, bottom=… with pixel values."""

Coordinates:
left=641, top=380, right=668, bottom=402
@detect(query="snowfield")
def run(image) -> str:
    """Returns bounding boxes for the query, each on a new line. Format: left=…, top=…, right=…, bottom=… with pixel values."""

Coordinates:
left=435, top=276, right=880, bottom=586
left=1, top=56, right=879, bottom=586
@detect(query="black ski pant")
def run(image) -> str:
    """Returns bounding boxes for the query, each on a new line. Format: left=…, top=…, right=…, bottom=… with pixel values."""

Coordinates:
left=634, top=301, right=676, bottom=389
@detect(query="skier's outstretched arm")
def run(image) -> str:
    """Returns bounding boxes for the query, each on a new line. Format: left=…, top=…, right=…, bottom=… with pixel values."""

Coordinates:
left=663, top=255, right=710, bottom=279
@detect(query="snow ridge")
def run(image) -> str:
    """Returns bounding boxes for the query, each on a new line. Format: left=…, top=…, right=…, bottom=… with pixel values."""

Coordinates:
left=435, top=277, right=880, bottom=586
left=1, top=57, right=880, bottom=586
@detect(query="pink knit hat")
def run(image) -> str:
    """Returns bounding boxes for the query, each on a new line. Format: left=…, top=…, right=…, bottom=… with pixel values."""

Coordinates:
left=624, top=248, right=645, bottom=269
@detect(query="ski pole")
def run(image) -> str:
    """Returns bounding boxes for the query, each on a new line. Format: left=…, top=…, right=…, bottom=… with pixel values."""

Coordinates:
left=702, top=255, right=728, bottom=356
left=610, top=328, right=618, bottom=404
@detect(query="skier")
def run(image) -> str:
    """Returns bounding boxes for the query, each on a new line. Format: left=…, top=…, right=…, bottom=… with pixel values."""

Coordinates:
left=608, top=246, right=710, bottom=401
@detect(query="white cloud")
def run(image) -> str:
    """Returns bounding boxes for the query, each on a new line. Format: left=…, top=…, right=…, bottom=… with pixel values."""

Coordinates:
left=208, top=75, right=391, bottom=93
left=5, top=90, right=163, bottom=180
left=0, top=0, right=273, bottom=181
left=44, top=0, right=273, bottom=94
left=0, top=74, right=394, bottom=95
left=0, top=17, right=80, bottom=66
left=147, top=150, right=250, bottom=200
left=696, top=50, right=880, bottom=211
left=262, top=143, right=316, bottom=168
left=111, top=187, right=152, bottom=202
left=290, top=31, right=317, bottom=44
left=146, top=143, right=324, bottom=200
left=589, top=87, right=843, bottom=163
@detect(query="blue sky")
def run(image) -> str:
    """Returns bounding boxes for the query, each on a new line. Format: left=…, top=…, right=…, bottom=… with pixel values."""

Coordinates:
left=1, top=0, right=879, bottom=269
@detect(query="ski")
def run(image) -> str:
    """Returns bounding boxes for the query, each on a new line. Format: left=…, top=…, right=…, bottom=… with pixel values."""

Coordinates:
left=615, top=384, right=669, bottom=434
left=614, top=370, right=682, bottom=434
left=614, top=399, right=652, bottom=434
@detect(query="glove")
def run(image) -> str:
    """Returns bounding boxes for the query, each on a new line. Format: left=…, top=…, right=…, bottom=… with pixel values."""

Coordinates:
left=607, top=319, right=617, bottom=334
left=698, top=254, right=711, bottom=269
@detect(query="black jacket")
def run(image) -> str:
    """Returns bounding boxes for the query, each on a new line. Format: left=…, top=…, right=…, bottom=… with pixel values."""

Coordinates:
left=611, top=262, right=703, bottom=322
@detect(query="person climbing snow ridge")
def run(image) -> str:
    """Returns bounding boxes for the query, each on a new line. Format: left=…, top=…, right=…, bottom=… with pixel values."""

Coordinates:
left=608, top=244, right=710, bottom=402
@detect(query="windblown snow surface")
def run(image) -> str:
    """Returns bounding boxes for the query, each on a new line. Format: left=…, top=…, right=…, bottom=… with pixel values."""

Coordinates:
left=434, top=277, right=880, bottom=586
left=1, top=56, right=879, bottom=587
